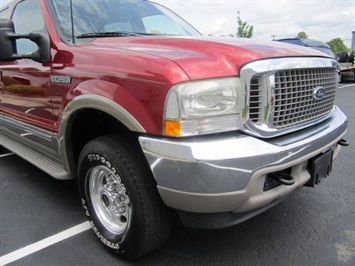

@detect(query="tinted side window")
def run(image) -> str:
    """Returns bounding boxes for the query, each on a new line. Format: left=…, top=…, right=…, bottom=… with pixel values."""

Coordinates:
left=12, top=0, right=44, bottom=54
left=0, top=8, right=10, bottom=18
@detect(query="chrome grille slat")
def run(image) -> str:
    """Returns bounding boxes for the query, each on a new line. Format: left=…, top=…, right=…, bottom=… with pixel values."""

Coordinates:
left=249, top=68, right=337, bottom=129
left=249, top=77, right=264, bottom=122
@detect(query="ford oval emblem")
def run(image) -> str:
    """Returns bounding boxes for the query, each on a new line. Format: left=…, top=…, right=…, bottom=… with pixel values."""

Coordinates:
left=313, top=86, right=326, bottom=100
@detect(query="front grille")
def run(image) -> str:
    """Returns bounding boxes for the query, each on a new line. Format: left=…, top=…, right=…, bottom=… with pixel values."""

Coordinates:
left=249, top=68, right=337, bottom=130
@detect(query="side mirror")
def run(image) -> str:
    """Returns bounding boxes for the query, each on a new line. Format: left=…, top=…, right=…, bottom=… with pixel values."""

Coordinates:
left=0, top=19, right=17, bottom=61
left=0, top=18, right=50, bottom=63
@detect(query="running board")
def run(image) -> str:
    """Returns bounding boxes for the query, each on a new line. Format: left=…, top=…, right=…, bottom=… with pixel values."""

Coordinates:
left=0, top=134, right=74, bottom=180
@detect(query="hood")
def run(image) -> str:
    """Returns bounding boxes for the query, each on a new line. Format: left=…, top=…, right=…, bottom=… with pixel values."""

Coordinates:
left=89, top=36, right=330, bottom=80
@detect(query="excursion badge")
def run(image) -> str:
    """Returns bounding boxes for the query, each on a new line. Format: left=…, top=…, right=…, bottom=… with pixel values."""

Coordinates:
left=50, top=75, right=72, bottom=84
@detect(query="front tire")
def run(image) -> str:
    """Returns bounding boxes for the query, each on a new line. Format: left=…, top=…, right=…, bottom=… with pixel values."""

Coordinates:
left=78, top=135, right=172, bottom=259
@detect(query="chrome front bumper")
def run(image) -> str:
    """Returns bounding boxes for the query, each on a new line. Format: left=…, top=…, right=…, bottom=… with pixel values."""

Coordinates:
left=139, top=107, right=348, bottom=215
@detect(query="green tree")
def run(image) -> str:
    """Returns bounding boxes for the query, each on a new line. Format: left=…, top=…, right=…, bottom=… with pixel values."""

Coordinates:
left=297, top=31, right=308, bottom=39
left=327, top=38, right=349, bottom=54
left=236, top=12, right=254, bottom=38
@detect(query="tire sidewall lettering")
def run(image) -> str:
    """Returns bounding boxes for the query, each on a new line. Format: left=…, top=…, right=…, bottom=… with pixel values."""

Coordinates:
left=87, top=153, right=120, bottom=180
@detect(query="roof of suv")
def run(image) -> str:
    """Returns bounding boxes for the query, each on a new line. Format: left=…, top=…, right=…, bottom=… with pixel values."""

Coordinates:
left=276, top=38, right=335, bottom=58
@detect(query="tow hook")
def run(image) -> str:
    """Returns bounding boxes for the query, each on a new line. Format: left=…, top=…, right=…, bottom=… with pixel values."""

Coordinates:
left=338, top=139, right=349, bottom=147
left=270, top=172, right=295, bottom=186
left=264, top=171, right=295, bottom=191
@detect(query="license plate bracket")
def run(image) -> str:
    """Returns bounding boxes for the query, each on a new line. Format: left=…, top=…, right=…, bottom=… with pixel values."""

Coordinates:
left=306, top=149, right=333, bottom=187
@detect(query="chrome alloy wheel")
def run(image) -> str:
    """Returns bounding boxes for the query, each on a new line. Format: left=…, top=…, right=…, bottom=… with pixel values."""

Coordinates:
left=89, top=165, right=131, bottom=235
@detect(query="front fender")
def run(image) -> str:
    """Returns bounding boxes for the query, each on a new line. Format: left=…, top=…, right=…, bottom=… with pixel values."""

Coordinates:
left=55, top=79, right=164, bottom=173
left=60, top=79, right=160, bottom=132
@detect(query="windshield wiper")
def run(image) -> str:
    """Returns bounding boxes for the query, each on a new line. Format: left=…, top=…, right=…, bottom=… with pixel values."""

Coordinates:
left=76, top=31, right=160, bottom=38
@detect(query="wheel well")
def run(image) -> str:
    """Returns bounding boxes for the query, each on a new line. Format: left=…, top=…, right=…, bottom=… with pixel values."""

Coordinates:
left=68, top=109, right=138, bottom=171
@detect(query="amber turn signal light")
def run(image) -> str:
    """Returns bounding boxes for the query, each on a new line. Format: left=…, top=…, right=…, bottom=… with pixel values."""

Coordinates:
left=164, top=120, right=181, bottom=136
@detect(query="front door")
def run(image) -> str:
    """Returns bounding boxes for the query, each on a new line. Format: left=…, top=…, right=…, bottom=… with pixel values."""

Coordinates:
left=0, top=0, right=55, bottom=156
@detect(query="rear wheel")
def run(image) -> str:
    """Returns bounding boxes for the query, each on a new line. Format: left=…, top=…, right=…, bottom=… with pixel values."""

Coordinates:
left=78, top=135, right=172, bottom=259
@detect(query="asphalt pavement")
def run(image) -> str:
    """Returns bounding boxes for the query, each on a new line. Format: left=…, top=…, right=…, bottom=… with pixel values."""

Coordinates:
left=1, top=82, right=354, bottom=266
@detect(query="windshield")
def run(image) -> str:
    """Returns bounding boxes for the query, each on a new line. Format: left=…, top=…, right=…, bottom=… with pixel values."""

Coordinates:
left=48, top=0, right=201, bottom=42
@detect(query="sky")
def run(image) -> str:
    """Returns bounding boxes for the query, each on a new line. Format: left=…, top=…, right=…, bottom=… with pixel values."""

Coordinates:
left=154, top=0, right=354, bottom=48
left=1, top=0, right=354, bottom=48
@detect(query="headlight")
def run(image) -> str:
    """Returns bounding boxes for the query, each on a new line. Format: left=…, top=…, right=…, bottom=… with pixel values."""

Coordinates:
left=164, top=77, right=243, bottom=136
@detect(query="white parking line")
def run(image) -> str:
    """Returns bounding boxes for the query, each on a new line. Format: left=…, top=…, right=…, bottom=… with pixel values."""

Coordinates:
left=0, top=221, right=91, bottom=266
left=339, top=84, right=354, bottom=89
left=0, top=153, right=14, bottom=159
